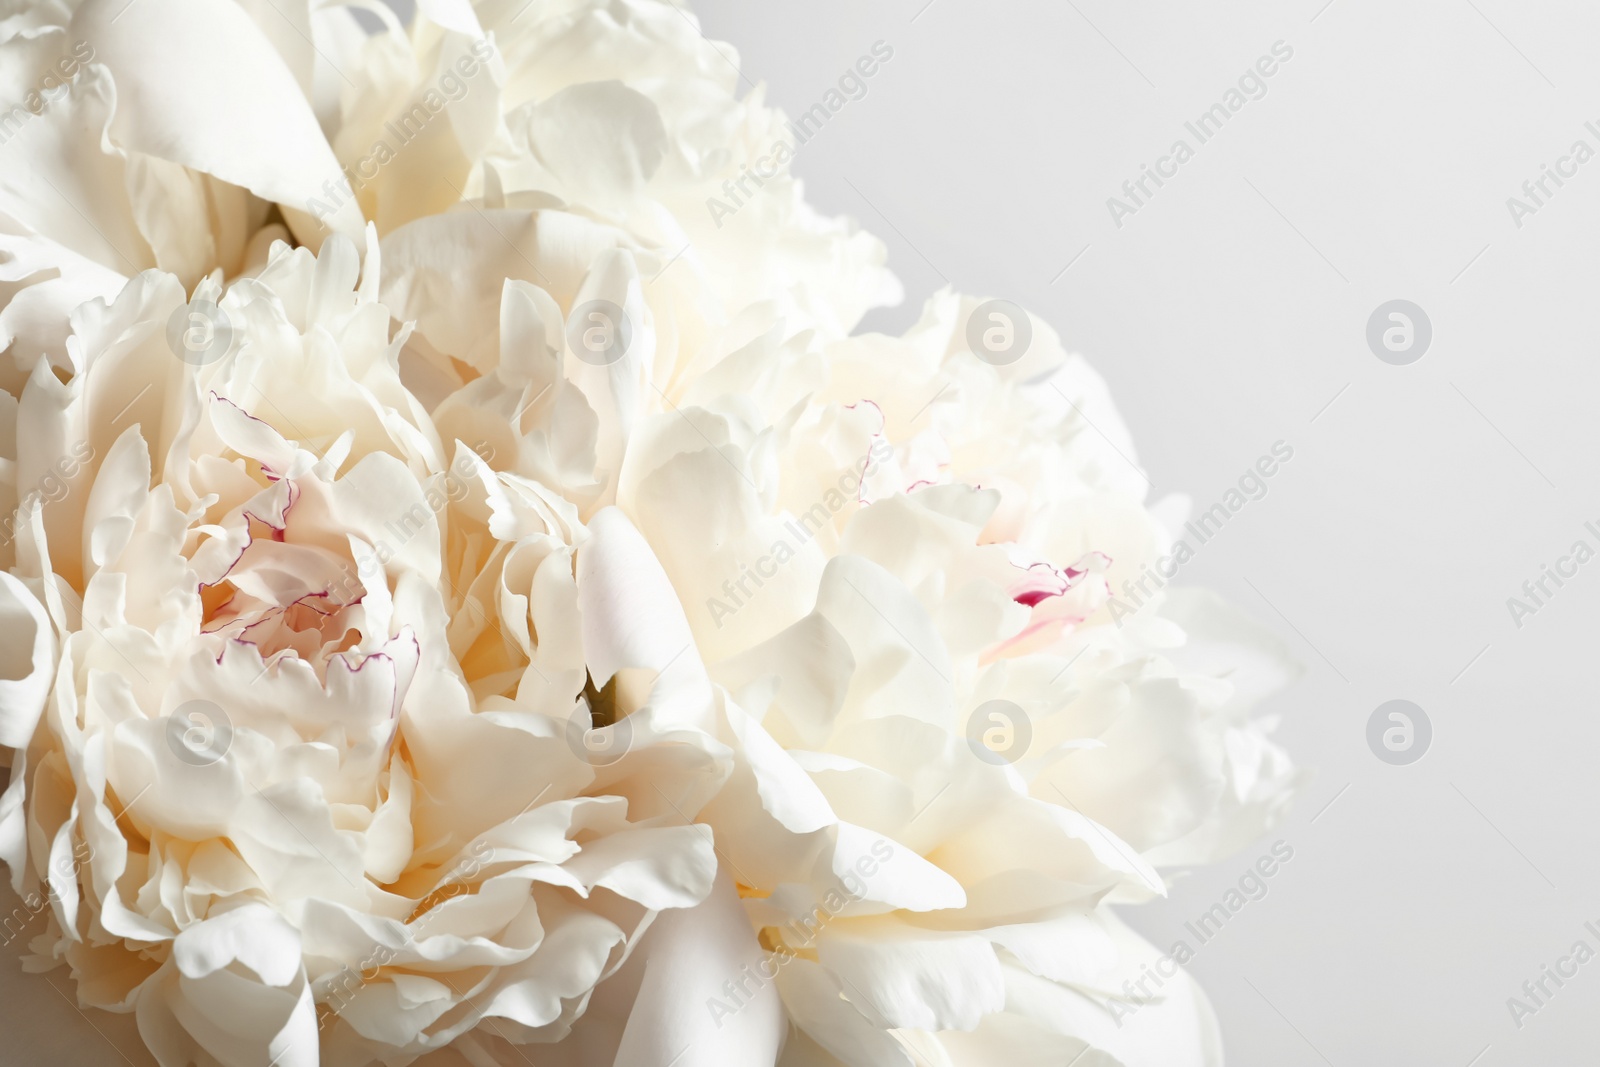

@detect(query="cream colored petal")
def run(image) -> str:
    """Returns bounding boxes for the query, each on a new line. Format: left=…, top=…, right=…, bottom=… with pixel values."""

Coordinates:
left=71, top=0, right=364, bottom=246
left=0, top=570, right=53, bottom=749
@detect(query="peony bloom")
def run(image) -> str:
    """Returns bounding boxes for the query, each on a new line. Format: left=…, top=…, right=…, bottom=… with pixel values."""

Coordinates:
left=0, top=232, right=795, bottom=1064
left=602, top=290, right=1304, bottom=1067
left=0, top=1, right=1302, bottom=1065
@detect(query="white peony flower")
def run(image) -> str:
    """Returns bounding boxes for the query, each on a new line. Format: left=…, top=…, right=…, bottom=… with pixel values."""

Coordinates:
left=0, top=0, right=1303, bottom=1065
left=599, top=288, right=1304, bottom=1067
left=0, top=235, right=784, bottom=1066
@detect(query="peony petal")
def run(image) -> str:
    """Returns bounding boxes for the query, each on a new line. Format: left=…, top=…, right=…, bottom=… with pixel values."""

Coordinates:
left=816, top=924, right=1005, bottom=1031
left=516, top=82, right=668, bottom=216
left=0, top=571, right=54, bottom=749
left=611, top=868, right=784, bottom=1067
left=70, top=0, right=364, bottom=246
left=173, top=902, right=302, bottom=986
left=577, top=506, right=713, bottom=726
left=776, top=958, right=913, bottom=1067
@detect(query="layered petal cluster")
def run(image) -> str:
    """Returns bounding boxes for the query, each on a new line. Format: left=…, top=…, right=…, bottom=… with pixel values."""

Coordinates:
left=0, top=1, right=1303, bottom=1066
left=0, top=235, right=764, bottom=1065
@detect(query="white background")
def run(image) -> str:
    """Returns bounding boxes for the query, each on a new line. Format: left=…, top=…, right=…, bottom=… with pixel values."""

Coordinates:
left=689, top=0, right=1600, bottom=1063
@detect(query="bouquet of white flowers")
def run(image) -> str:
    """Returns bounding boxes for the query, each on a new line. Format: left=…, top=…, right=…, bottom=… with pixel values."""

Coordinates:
left=0, top=1, right=1302, bottom=1064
